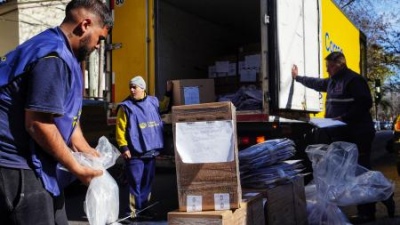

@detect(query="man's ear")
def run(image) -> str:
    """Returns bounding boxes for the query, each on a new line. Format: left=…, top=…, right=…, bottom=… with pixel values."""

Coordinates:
left=81, top=18, right=92, bottom=32
left=73, top=18, right=91, bottom=37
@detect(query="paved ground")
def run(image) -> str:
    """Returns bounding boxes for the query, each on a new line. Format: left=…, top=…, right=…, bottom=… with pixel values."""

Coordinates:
left=66, top=130, right=400, bottom=225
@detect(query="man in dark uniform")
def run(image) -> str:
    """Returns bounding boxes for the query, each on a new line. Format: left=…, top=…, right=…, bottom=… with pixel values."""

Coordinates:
left=292, top=51, right=395, bottom=223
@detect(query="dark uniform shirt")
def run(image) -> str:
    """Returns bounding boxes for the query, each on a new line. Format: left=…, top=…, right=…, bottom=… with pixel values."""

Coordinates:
left=295, top=67, right=374, bottom=134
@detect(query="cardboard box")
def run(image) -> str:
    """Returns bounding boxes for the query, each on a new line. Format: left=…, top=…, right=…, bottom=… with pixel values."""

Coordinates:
left=265, top=178, right=307, bottom=225
left=245, top=178, right=307, bottom=225
left=168, top=210, right=234, bottom=225
left=234, top=192, right=265, bottom=225
left=172, top=79, right=215, bottom=106
left=172, top=102, right=241, bottom=212
left=168, top=192, right=265, bottom=225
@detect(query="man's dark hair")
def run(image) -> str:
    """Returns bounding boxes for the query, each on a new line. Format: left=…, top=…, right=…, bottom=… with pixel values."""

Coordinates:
left=325, top=51, right=346, bottom=67
left=64, top=0, right=113, bottom=29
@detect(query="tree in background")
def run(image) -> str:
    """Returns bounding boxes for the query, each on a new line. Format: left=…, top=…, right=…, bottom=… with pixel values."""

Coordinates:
left=334, top=0, right=400, bottom=120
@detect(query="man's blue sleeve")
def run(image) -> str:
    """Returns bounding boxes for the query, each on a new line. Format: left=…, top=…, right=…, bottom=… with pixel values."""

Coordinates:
left=25, top=56, right=70, bottom=115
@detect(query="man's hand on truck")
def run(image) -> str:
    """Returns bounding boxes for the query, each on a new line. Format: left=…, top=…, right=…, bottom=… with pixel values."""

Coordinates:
left=291, top=64, right=298, bottom=79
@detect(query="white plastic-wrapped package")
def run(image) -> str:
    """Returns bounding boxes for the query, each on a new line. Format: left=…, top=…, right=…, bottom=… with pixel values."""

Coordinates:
left=72, top=136, right=121, bottom=225
left=84, top=170, right=119, bottom=225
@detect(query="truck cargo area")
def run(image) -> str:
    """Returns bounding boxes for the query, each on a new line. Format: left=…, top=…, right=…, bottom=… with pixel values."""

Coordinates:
left=81, top=0, right=318, bottom=176
left=155, top=0, right=265, bottom=114
left=155, top=0, right=314, bottom=147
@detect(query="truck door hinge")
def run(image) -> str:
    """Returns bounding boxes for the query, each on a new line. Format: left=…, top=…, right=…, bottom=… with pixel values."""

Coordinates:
left=106, top=43, right=122, bottom=51
left=264, top=14, right=270, bottom=24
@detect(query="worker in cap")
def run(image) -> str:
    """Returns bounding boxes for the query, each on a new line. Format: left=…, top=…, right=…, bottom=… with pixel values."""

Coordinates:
left=115, top=75, right=172, bottom=221
left=292, top=52, right=395, bottom=223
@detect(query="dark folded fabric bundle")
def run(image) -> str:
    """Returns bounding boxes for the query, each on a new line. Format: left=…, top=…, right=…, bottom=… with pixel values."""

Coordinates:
left=239, top=138, right=304, bottom=188
left=240, top=160, right=305, bottom=188
left=239, top=138, right=296, bottom=168
left=218, top=87, right=262, bottom=110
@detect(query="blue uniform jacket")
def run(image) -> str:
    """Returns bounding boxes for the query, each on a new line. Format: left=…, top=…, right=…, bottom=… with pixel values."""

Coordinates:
left=0, top=27, right=83, bottom=196
left=118, top=96, right=164, bottom=157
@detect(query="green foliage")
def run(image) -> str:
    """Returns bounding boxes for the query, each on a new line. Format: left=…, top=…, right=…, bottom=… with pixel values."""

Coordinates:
left=333, top=0, right=400, bottom=118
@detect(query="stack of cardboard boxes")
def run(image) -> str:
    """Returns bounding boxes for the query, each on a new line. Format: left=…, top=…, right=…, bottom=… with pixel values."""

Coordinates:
left=168, top=101, right=265, bottom=225
left=166, top=81, right=308, bottom=225
left=208, top=43, right=262, bottom=97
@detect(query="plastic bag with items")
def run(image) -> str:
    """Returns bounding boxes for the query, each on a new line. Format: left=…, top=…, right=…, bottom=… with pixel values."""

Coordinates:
left=305, top=141, right=394, bottom=225
left=72, top=136, right=121, bottom=225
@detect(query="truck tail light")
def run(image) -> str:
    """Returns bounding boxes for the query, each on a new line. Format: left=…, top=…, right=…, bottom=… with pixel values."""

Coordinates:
left=239, top=136, right=265, bottom=146
left=256, top=136, right=265, bottom=143
left=239, top=136, right=250, bottom=145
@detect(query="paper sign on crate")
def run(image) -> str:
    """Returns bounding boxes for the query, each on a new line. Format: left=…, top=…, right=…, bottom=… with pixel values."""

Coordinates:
left=172, top=102, right=242, bottom=212
left=175, top=120, right=234, bottom=163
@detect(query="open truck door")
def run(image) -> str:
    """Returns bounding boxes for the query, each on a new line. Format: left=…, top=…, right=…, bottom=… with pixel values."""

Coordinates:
left=269, top=0, right=322, bottom=113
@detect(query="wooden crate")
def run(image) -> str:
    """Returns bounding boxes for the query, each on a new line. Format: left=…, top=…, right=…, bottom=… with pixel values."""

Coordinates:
left=264, top=178, right=308, bottom=225
left=234, top=192, right=265, bottom=225
left=172, top=102, right=242, bottom=212
left=243, top=178, right=307, bottom=225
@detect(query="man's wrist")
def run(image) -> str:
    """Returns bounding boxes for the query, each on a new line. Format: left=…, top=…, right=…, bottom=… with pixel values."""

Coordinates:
left=119, top=145, right=129, bottom=153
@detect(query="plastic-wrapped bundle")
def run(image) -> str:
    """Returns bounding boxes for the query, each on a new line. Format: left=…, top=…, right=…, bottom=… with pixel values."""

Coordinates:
left=84, top=171, right=119, bottom=225
left=218, top=86, right=262, bottom=110
left=240, top=159, right=305, bottom=188
left=239, top=138, right=296, bottom=170
left=305, top=141, right=394, bottom=225
left=72, top=136, right=121, bottom=225
left=239, top=138, right=303, bottom=188
left=306, top=183, right=352, bottom=225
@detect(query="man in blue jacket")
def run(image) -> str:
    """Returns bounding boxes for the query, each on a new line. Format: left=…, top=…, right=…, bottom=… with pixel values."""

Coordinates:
left=116, top=76, right=172, bottom=221
left=0, top=1, right=113, bottom=224
left=292, top=52, right=394, bottom=223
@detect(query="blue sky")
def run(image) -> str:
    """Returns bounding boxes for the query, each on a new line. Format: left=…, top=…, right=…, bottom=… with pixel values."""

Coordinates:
left=369, top=0, right=400, bottom=83
left=371, top=1, right=400, bottom=29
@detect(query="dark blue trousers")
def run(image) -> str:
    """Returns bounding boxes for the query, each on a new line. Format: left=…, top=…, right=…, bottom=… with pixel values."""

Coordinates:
left=125, top=157, right=156, bottom=215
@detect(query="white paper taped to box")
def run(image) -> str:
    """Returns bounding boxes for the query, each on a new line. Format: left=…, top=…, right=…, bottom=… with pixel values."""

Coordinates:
left=176, top=120, right=234, bottom=163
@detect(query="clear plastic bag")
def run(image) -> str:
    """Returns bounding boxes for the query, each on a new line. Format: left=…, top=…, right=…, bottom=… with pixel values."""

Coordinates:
left=305, top=141, right=394, bottom=225
left=72, top=136, right=121, bottom=225
left=84, top=170, right=120, bottom=225
left=305, top=183, right=352, bottom=225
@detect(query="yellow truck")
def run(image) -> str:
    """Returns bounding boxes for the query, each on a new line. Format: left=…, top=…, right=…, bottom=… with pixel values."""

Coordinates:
left=81, top=0, right=366, bottom=170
